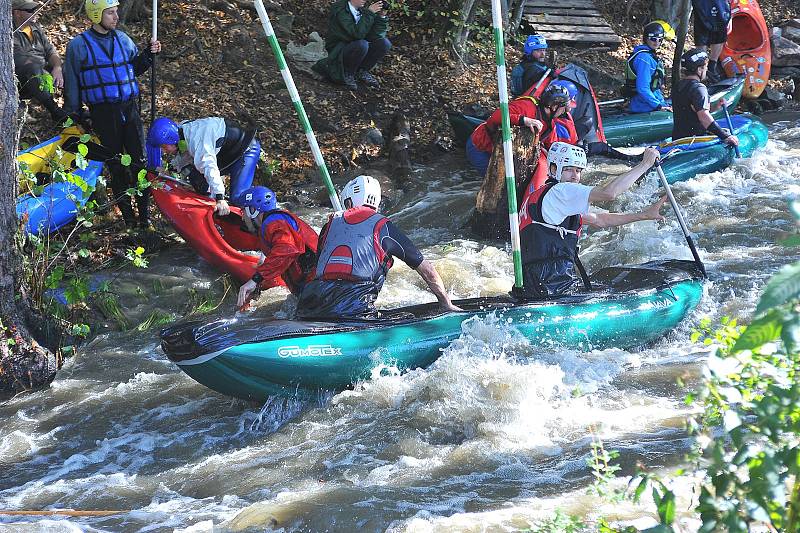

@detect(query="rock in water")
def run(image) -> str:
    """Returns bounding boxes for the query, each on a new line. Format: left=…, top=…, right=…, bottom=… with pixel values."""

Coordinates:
left=470, top=127, right=540, bottom=239
left=772, top=34, right=800, bottom=67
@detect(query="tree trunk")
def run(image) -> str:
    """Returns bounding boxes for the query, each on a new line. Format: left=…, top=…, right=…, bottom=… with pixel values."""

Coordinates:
left=387, top=112, right=411, bottom=182
left=672, top=0, right=693, bottom=88
left=0, top=7, right=58, bottom=398
left=453, top=0, right=479, bottom=60
left=652, top=0, right=682, bottom=27
left=510, top=0, right=527, bottom=35
left=118, top=0, right=149, bottom=25
left=470, top=127, right=540, bottom=239
left=500, top=0, right=510, bottom=29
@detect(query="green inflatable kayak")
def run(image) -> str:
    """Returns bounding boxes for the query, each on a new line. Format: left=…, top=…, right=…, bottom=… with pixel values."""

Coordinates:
left=448, top=78, right=745, bottom=149
left=161, top=260, right=705, bottom=402
left=602, top=78, right=744, bottom=146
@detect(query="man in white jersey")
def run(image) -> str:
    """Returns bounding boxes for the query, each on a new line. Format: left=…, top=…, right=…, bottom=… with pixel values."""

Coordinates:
left=517, top=143, right=667, bottom=298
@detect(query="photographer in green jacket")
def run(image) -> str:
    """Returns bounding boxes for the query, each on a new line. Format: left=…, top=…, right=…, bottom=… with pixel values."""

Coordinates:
left=313, top=0, right=390, bottom=91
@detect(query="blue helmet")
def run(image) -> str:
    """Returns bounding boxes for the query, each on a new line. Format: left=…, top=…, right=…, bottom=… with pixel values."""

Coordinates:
left=146, top=117, right=179, bottom=169
left=524, top=34, right=547, bottom=54
left=239, top=186, right=277, bottom=219
left=547, top=80, right=578, bottom=108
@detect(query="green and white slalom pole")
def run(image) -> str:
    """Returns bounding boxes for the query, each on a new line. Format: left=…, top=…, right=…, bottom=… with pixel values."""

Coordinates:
left=490, top=0, right=523, bottom=288
left=254, top=0, right=343, bottom=212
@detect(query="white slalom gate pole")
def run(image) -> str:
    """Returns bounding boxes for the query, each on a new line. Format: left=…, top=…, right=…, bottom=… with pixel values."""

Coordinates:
left=490, top=0, right=523, bottom=288
left=150, top=0, right=158, bottom=124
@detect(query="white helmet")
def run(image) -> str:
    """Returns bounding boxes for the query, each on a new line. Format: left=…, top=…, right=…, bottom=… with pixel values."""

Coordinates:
left=341, top=175, right=381, bottom=210
left=547, top=142, right=587, bottom=181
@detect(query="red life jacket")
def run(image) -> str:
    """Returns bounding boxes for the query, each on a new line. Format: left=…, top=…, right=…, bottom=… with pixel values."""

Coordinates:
left=518, top=179, right=584, bottom=298
left=257, top=210, right=319, bottom=294
left=519, top=179, right=584, bottom=236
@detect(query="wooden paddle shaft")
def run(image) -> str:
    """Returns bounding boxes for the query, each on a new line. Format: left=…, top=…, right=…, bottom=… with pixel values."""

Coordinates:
left=0, top=510, right=127, bottom=517
left=654, top=162, right=707, bottom=277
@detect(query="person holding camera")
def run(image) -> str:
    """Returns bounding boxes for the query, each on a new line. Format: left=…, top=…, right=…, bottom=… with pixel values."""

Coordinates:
left=312, top=0, right=391, bottom=91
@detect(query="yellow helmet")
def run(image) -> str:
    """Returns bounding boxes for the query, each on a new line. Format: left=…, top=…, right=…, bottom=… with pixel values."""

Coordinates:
left=653, top=20, right=676, bottom=41
left=85, top=0, right=120, bottom=24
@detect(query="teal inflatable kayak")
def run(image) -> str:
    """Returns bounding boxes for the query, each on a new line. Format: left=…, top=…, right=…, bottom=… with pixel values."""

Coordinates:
left=658, top=114, right=768, bottom=183
left=161, top=260, right=704, bottom=401
left=448, top=79, right=745, bottom=149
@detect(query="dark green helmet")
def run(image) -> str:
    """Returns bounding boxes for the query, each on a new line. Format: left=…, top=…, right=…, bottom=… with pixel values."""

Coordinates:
left=643, top=21, right=666, bottom=43
left=540, top=84, right=571, bottom=108
left=682, top=48, right=710, bottom=72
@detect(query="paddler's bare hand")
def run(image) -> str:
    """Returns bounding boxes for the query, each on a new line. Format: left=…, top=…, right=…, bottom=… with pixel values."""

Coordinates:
left=237, top=279, right=258, bottom=308
left=523, top=117, right=543, bottom=133
left=215, top=199, right=230, bottom=216
left=724, top=134, right=739, bottom=147
left=641, top=147, right=660, bottom=167
left=642, top=195, right=668, bottom=222
left=150, top=39, right=161, bottom=54
left=659, top=105, right=673, bottom=112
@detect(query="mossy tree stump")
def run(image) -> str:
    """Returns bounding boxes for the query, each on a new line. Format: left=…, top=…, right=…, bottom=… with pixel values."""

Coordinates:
left=470, top=126, right=540, bottom=239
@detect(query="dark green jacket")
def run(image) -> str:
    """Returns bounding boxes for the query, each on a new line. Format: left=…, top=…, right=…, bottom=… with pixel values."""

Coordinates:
left=312, top=0, right=389, bottom=82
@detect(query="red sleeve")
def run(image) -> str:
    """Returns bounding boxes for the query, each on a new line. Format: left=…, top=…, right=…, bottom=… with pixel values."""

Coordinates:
left=255, top=222, right=305, bottom=286
left=485, top=98, right=537, bottom=130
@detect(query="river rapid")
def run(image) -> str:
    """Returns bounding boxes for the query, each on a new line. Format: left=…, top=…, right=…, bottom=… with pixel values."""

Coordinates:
left=2, top=116, right=799, bottom=532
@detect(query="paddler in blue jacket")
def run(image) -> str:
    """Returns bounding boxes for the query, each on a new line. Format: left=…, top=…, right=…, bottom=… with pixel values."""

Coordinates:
left=296, top=175, right=461, bottom=319
left=63, top=0, right=161, bottom=229
left=623, top=22, right=672, bottom=114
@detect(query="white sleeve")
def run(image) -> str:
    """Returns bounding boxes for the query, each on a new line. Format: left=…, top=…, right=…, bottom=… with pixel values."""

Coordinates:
left=540, top=183, right=592, bottom=225
left=184, top=118, right=225, bottom=197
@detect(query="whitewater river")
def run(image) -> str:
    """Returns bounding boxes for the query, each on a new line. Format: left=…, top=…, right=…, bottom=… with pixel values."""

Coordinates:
left=1, top=116, right=799, bottom=532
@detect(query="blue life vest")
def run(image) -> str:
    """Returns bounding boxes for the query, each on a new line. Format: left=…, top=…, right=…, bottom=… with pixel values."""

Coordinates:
left=78, top=30, right=139, bottom=105
left=296, top=207, right=393, bottom=319
left=314, top=207, right=392, bottom=284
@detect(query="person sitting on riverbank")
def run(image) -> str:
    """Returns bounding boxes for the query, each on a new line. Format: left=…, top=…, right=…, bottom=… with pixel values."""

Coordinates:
left=467, top=83, right=578, bottom=177
left=312, top=0, right=391, bottom=91
left=12, top=0, right=67, bottom=123
left=516, top=143, right=667, bottom=299
left=296, top=175, right=461, bottom=319
left=691, top=0, right=731, bottom=83
left=235, top=186, right=319, bottom=308
left=671, top=49, right=739, bottom=147
left=510, top=34, right=550, bottom=97
left=623, top=22, right=671, bottom=114
left=146, top=116, right=260, bottom=216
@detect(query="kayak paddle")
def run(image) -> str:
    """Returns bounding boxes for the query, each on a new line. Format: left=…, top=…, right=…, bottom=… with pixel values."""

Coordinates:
left=721, top=99, right=742, bottom=159
left=653, top=158, right=707, bottom=277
